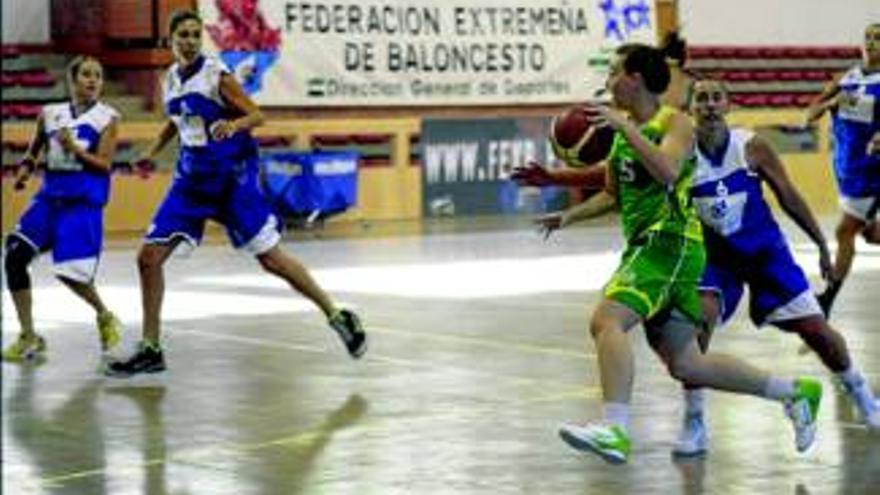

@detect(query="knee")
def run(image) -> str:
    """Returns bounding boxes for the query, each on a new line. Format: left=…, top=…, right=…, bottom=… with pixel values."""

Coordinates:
left=835, top=220, right=861, bottom=242
left=256, top=251, right=281, bottom=275
left=4, top=236, right=35, bottom=291
left=137, top=247, right=165, bottom=274
left=861, top=223, right=880, bottom=244
left=668, top=355, right=702, bottom=384
left=589, top=316, right=609, bottom=340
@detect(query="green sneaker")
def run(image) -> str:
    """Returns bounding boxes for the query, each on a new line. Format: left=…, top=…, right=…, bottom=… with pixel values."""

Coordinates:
left=96, top=311, right=121, bottom=352
left=559, top=423, right=631, bottom=464
left=785, top=377, right=823, bottom=452
left=2, top=334, right=47, bottom=362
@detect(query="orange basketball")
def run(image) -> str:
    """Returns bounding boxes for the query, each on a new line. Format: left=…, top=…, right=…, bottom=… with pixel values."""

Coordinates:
left=550, top=107, right=615, bottom=167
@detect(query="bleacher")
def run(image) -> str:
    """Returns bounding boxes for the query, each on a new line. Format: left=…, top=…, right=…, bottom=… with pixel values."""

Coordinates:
left=688, top=45, right=861, bottom=108
left=1, top=49, right=67, bottom=121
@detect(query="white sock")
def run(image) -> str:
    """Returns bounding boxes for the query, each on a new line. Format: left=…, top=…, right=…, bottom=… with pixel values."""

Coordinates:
left=837, top=366, right=865, bottom=390
left=684, top=388, right=705, bottom=416
left=838, top=366, right=876, bottom=402
left=763, top=377, right=795, bottom=400
left=603, top=402, right=630, bottom=430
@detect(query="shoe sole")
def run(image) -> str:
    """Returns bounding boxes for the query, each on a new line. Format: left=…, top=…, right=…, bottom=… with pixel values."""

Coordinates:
left=350, top=338, right=367, bottom=359
left=671, top=446, right=708, bottom=458
left=104, top=364, right=166, bottom=378
left=559, top=429, right=627, bottom=464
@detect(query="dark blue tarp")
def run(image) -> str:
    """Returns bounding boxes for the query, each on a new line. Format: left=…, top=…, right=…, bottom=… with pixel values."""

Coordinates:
left=261, top=151, right=359, bottom=219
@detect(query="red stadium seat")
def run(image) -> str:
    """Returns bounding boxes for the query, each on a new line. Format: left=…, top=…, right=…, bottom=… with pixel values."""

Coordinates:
left=1, top=46, right=21, bottom=58
left=768, top=94, right=796, bottom=107
left=686, top=46, right=715, bottom=60
left=18, top=71, right=55, bottom=87
left=255, top=135, right=290, bottom=147
left=350, top=134, right=391, bottom=145
left=759, top=46, right=788, bottom=59
left=310, top=134, right=351, bottom=147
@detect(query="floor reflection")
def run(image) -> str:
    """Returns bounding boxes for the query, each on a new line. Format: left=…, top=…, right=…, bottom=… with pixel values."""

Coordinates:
left=7, top=366, right=107, bottom=494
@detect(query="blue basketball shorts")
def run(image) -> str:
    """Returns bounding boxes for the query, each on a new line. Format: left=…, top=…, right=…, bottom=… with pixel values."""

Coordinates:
left=145, top=171, right=280, bottom=255
left=699, top=240, right=822, bottom=328
left=12, top=196, right=104, bottom=283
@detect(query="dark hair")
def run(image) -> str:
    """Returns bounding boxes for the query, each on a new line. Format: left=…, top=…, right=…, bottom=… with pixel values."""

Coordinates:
left=66, top=55, right=102, bottom=83
left=616, top=44, right=671, bottom=94
left=169, top=9, right=202, bottom=35
left=661, top=31, right=688, bottom=66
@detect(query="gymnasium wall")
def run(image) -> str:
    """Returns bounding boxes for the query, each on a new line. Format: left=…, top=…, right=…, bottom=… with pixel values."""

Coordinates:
left=679, top=0, right=879, bottom=45
left=0, top=0, right=857, bottom=237
left=2, top=0, right=51, bottom=44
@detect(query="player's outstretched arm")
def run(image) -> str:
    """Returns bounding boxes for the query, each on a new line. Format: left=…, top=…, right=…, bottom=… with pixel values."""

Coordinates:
left=13, top=114, right=47, bottom=189
left=534, top=188, right=617, bottom=240
left=512, top=161, right=608, bottom=188
left=804, top=77, right=842, bottom=126
left=139, top=119, right=178, bottom=163
left=748, top=136, right=832, bottom=278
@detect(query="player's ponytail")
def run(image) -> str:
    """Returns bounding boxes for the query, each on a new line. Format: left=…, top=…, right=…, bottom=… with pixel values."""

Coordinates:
left=661, top=31, right=688, bottom=68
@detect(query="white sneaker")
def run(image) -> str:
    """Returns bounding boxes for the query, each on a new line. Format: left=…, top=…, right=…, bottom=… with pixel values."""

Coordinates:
left=843, top=380, right=880, bottom=429
left=672, top=413, right=709, bottom=456
left=785, top=377, right=823, bottom=453
left=559, top=422, right=632, bottom=464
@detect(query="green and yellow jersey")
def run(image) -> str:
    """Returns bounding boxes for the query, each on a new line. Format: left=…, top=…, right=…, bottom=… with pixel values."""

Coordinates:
left=607, top=105, right=703, bottom=244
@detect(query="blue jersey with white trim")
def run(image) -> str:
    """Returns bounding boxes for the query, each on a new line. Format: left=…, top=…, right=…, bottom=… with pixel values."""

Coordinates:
left=691, top=128, right=784, bottom=255
left=831, top=65, right=880, bottom=196
left=38, top=101, right=118, bottom=205
left=163, top=55, right=258, bottom=179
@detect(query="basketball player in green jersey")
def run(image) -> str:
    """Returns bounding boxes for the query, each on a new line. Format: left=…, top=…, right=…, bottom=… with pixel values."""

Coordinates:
left=551, top=44, right=822, bottom=464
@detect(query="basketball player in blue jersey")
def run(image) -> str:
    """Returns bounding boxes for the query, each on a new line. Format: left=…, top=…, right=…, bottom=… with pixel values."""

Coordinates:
left=532, top=80, right=880, bottom=454
left=105, top=10, right=366, bottom=377
left=671, top=79, right=880, bottom=455
left=3, top=56, right=122, bottom=362
left=806, top=23, right=880, bottom=316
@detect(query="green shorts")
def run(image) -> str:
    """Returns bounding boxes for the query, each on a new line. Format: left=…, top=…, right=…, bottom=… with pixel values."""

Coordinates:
left=603, top=230, right=706, bottom=324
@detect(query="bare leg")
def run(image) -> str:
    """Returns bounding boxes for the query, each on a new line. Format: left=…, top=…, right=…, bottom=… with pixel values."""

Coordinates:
left=776, top=316, right=850, bottom=372
left=648, top=315, right=770, bottom=397
left=818, top=213, right=866, bottom=315
left=862, top=220, right=880, bottom=244
left=589, top=299, right=642, bottom=404
left=10, top=289, right=36, bottom=338
left=57, top=276, right=108, bottom=315
left=138, top=242, right=179, bottom=345
left=256, top=245, right=336, bottom=317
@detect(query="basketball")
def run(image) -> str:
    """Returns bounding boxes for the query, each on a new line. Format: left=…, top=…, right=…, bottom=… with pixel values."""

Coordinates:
left=550, top=107, right=615, bottom=167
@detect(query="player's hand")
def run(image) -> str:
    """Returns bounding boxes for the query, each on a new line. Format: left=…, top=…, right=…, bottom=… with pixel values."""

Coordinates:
left=867, top=132, right=880, bottom=156
left=578, top=102, right=627, bottom=131
left=533, top=212, right=565, bottom=241
left=818, top=247, right=833, bottom=282
left=57, top=128, right=78, bottom=154
left=511, top=161, right=555, bottom=187
left=132, top=155, right=156, bottom=178
left=210, top=119, right=238, bottom=141
left=13, top=157, right=35, bottom=191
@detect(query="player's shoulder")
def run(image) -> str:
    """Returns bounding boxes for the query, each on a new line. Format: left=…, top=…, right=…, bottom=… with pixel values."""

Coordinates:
left=841, top=65, right=880, bottom=86
left=42, top=101, right=68, bottom=115
left=92, top=101, right=121, bottom=120
left=201, top=55, right=230, bottom=77
left=729, top=127, right=756, bottom=146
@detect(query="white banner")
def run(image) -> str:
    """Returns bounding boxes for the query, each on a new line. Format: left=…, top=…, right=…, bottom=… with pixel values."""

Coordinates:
left=199, top=0, right=656, bottom=106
